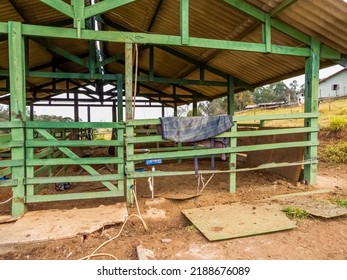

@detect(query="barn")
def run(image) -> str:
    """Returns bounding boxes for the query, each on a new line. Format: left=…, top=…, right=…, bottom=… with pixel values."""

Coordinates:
left=319, top=68, right=347, bottom=99
left=0, top=0, right=347, bottom=218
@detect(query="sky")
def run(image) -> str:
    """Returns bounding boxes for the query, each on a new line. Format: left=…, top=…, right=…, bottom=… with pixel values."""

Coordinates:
left=32, top=64, right=344, bottom=122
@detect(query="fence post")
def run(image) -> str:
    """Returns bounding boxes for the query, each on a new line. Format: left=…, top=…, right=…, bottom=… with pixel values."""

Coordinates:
left=8, top=21, right=27, bottom=217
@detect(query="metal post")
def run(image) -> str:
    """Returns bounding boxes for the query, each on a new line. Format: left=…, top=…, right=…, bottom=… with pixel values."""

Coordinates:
left=8, top=21, right=27, bottom=217
left=192, top=93, right=198, bottom=116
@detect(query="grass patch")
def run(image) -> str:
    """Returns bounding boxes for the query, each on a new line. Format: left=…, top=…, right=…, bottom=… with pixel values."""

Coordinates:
left=184, top=224, right=198, bottom=231
left=328, top=117, right=347, bottom=133
left=335, top=199, right=347, bottom=208
left=319, top=142, right=347, bottom=163
left=283, top=206, right=310, bottom=219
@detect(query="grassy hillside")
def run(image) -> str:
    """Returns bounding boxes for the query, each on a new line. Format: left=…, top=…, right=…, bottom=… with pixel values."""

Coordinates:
left=235, top=97, right=347, bottom=129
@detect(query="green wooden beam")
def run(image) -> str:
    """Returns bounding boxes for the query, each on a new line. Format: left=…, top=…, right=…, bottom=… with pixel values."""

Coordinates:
left=41, top=0, right=74, bottom=18
left=32, top=38, right=89, bottom=68
left=27, top=157, right=122, bottom=166
left=224, top=0, right=264, bottom=21
left=26, top=190, right=124, bottom=203
left=21, top=24, right=310, bottom=56
left=28, top=71, right=117, bottom=80
left=269, top=0, right=298, bottom=17
left=84, top=0, right=136, bottom=18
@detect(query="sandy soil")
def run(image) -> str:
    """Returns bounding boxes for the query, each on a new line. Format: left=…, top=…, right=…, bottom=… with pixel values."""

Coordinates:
left=0, top=156, right=346, bottom=260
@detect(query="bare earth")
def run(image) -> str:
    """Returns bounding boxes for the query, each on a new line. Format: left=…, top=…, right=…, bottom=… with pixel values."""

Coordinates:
left=0, top=156, right=346, bottom=260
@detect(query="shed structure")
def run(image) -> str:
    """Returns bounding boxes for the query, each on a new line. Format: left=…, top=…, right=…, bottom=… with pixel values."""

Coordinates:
left=319, top=68, right=347, bottom=99
left=0, top=0, right=347, bottom=217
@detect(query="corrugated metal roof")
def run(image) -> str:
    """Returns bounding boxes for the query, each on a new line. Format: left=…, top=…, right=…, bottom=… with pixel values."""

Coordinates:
left=0, top=0, right=346, bottom=106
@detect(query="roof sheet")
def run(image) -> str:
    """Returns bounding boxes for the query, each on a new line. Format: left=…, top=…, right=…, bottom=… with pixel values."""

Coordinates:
left=0, top=0, right=346, bottom=106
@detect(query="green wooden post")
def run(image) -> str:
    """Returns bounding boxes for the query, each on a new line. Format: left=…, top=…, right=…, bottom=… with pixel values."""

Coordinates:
left=116, top=75, right=124, bottom=195
left=180, top=0, right=189, bottom=45
left=8, top=21, right=27, bottom=217
left=117, top=74, right=124, bottom=122
left=125, top=43, right=134, bottom=205
left=304, top=37, right=320, bottom=185
left=227, top=76, right=236, bottom=192
left=26, top=128, right=35, bottom=198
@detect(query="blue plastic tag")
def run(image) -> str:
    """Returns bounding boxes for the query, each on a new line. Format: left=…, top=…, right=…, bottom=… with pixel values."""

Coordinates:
left=145, top=158, right=162, bottom=165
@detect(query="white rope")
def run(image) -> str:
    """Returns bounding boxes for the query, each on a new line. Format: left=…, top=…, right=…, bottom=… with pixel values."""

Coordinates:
left=196, top=172, right=215, bottom=195
left=0, top=196, right=12, bottom=205
left=81, top=187, right=148, bottom=260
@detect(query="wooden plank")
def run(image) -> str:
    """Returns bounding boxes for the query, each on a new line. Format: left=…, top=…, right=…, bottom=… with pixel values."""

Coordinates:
left=26, top=174, right=123, bottom=184
left=270, top=189, right=331, bottom=200
left=182, top=203, right=296, bottom=241
left=27, top=157, right=123, bottom=166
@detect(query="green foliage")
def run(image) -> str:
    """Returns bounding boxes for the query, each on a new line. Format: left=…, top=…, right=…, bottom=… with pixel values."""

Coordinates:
left=235, top=91, right=254, bottom=111
left=184, top=224, right=197, bottom=231
left=319, top=142, right=347, bottom=163
left=328, top=117, right=347, bottom=132
left=252, top=81, right=294, bottom=104
left=283, top=206, right=310, bottom=219
left=335, top=199, right=347, bottom=208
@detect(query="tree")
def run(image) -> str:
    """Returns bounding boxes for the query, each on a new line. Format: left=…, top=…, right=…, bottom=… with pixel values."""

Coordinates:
left=289, top=80, right=300, bottom=103
left=269, top=81, right=290, bottom=102
left=235, top=91, right=254, bottom=111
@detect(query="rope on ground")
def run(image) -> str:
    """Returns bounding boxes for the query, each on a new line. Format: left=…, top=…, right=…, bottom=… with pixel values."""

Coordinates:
left=80, top=188, right=148, bottom=260
left=0, top=196, right=12, bottom=205
left=197, top=172, right=215, bottom=195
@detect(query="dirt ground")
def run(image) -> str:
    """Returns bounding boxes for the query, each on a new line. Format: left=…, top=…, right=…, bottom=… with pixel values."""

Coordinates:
left=0, top=153, right=346, bottom=260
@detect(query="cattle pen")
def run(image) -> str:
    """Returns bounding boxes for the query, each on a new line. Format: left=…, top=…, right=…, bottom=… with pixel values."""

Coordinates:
left=0, top=0, right=346, bottom=218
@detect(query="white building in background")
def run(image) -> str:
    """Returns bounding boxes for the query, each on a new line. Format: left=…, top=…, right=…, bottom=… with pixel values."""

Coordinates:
left=319, top=68, right=347, bottom=99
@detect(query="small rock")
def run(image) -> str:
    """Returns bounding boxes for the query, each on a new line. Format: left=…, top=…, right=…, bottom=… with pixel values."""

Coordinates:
left=161, top=238, right=172, bottom=244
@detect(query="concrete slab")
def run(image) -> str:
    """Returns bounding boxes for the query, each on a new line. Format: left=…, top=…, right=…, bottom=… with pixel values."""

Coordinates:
left=182, top=203, right=296, bottom=241
left=0, top=203, right=128, bottom=246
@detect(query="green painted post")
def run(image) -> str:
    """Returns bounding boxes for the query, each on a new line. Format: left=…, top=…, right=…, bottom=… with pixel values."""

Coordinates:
left=26, top=128, right=35, bottom=197
left=227, top=76, right=236, bottom=192
left=8, top=21, right=27, bottom=217
left=115, top=75, right=124, bottom=195
left=303, top=37, right=320, bottom=185
left=180, top=0, right=189, bottom=45
left=125, top=43, right=134, bottom=205
left=117, top=74, right=123, bottom=121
